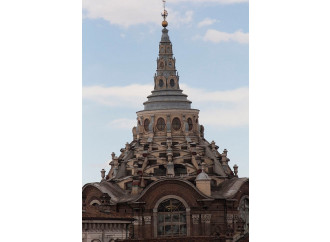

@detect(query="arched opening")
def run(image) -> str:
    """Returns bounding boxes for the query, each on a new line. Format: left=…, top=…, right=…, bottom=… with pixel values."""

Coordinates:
left=144, top=119, right=150, bottom=132
left=174, top=164, right=187, bottom=176
left=187, top=118, right=193, bottom=131
left=89, top=199, right=101, bottom=207
left=172, top=118, right=181, bottom=131
left=157, top=198, right=187, bottom=237
left=156, top=117, right=166, bottom=131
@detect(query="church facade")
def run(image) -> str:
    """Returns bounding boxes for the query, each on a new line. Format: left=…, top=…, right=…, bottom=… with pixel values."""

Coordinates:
left=82, top=6, right=248, bottom=242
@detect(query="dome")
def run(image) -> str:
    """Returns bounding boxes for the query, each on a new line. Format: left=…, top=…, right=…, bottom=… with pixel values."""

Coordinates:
left=195, top=171, right=211, bottom=181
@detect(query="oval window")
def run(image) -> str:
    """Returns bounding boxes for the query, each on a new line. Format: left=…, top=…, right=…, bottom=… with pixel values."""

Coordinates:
left=187, top=118, right=193, bottom=131
left=159, top=79, right=164, bottom=87
left=172, top=118, right=181, bottom=131
left=156, top=118, right=166, bottom=131
left=144, top=119, right=150, bottom=132
left=170, top=79, right=175, bottom=87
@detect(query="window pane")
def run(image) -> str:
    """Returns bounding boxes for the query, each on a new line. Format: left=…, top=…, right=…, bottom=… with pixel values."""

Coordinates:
left=180, top=214, right=186, bottom=223
left=172, top=214, right=179, bottom=222
left=165, top=225, right=172, bottom=235
left=172, top=225, right=179, bottom=235
left=180, top=225, right=186, bottom=235
left=165, top=213, right=171, bottom=222
left=158, top=224, right=164, bottom=236
left=157, top=198, right=187, bottom=236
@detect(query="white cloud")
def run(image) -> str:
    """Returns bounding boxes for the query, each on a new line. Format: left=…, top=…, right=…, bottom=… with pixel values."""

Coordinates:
left=82, top=0, right=194, bottom=28
left=82, top=0, right=247, bottom=27
left=83, top=84, right=248, bottom=128
left=203, top=29, right=249, bottom=44
left=197, top=18, right=217, bottom=28
left=181, top=84, right=248, bottom=127
left=82, top=84, right=152, bottom=108
left=109, top=118, right=136, bottom=129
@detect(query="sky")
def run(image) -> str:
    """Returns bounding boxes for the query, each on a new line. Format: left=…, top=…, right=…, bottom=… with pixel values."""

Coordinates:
left=82, top=0, right=249, bottom=185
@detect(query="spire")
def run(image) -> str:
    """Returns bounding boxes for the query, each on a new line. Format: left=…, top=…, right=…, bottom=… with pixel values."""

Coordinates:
left=142, top=1, right=192, bottom=111
left=161, top=0, right=168, bottom=28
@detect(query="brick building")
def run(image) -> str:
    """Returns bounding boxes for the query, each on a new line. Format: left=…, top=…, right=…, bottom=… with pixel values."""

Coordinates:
left=82, top=4, right=248, bottom=242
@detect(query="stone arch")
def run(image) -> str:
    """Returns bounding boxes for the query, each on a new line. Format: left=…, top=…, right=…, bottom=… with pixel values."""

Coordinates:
left=153, top=194, right=191, bottom=238
left=89, top=199, right=101, bottom=206
left=137, top=179, right=207, bottom=210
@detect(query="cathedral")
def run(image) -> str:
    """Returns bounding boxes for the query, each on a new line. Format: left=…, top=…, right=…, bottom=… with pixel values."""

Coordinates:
left=82, top=4, right=249, bottom=242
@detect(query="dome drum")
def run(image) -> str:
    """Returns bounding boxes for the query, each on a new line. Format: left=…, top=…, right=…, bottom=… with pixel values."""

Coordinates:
left=136, top=109, right=200, bottom=136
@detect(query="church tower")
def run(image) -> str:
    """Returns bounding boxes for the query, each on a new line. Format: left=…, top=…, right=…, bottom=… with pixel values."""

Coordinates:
left=83, top=2, right=249, bottom=241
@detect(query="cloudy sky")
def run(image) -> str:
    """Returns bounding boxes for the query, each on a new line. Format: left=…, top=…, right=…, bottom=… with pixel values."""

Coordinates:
left=82, top=0, right=249, bottom=184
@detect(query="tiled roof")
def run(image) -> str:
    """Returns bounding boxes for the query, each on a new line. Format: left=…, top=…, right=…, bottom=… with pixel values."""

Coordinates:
left=211, top=177, right=249, bottom=199
left=82, top=206, right=134, bottom=221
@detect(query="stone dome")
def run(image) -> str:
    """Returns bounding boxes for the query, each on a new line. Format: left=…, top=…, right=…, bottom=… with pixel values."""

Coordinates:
left=195, top=171, right=211, bottom=181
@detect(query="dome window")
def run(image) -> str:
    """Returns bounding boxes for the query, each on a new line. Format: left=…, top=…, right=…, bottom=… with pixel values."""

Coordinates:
left=156, top=118, right=166, bottom=131
left=159, top=79, right=164, bottom=87
left=144, top=119, right=150, bottom=132
left=170, top=79, right=175, bottom=87
left=187, top=118, right=193, bottom=131
left=172, top=118, right=181, bottom=131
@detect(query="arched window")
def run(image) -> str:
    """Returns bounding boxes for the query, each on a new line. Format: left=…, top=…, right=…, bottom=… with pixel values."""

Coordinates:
left=157, top=198, right=186, bottom=237
left=239, top=196, right=249, bottom=231
left=172, top=118, right=181, bottom=131
left=187, top=118, right=193, bottom=131
left=144, top=119, right=150, bottom=132
left=174, top=164, right=187, bottom=176
left=89, top=199, right=101, bottom=206
left=156, top=118, right=166, bottom=131
left=170, top=79, right=175, bottom=87
left=159, top=79, right=164, bottom=87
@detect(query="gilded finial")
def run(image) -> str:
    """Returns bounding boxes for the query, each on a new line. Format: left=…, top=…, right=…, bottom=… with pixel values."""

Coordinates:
left=161, top=0, right=168, bottom=27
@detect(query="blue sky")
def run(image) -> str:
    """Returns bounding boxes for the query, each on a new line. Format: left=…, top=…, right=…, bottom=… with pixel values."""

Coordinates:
left=82, top=0, right=249, bottom=184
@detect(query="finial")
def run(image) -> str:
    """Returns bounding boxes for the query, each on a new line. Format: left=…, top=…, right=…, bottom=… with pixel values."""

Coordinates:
left=161, top=0, right=168, bottom=27
left=201, top=162, right=206, bottom=172
left=233, top=164, right=238, bottom=177
left=101, top=169, right=106, bottom=180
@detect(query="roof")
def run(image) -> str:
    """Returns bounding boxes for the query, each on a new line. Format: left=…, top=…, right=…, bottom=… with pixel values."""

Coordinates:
left=82, top=206, right=134, bottom=221
left=211, top=177, right=249, bottom=199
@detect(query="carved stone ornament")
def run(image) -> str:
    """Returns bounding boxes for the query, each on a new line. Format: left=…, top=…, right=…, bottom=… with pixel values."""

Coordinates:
left=227, top=214, right=233, bottom=223
left=201, top=214, right=212, bottom=223
left=192, top=214, right=200, bottom=224
left=144, top=216, right=151, bottom=225
left=133, top=216, right=142, bottom=225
